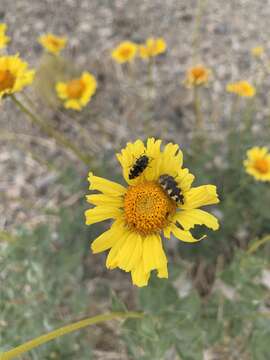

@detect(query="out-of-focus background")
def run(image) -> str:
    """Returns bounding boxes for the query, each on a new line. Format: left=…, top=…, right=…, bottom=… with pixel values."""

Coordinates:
left=1, top=0, right=269, bottom=230
left=1, top=1, right=270, bottom=359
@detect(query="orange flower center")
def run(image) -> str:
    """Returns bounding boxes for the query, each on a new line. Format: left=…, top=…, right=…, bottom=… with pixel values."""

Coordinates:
left=120, top=47, right=132, bottom=59
left=66, top=79, right=85, bottom=99
left=124, top=181, right=176, bottom=235
left=0, top=70, right=15, bottom=92
left=49, top=38, right=61, bottom=47
left=254, top=158, right=269, bottom=174
left=192, top=67, right=206, bottom=80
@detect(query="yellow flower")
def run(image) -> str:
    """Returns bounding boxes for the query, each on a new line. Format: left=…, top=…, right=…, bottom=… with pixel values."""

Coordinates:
left=111, top=41, right=137, bottom=64
left=251, top=46, right=264, bottom=57
left=226, top=81, right=256, bottom=97
left=0, top=23, right=10, bottom=49
left=85, top=138, right=220, bottom=287
left=184, top=65, right=211, bottom=87
left=38, top=33, right=67, bottom=55
left=139, top=37, right=167, bottom=59
left=56, top=72, right=97, bottom=111
left=0, top=54, right=35, bottom=97
left=244, top=147, right=270, bottom=182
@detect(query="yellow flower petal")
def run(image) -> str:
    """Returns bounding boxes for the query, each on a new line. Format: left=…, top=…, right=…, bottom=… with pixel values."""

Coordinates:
left=174, top=209, right=219, bottom=230
left=85, top=206, right=122, bottom=225
left=131, top=259, right=150, bottom=287
left=91, top=220, right=125, bottom=253
left=142, top=234, right=168, bottom=276
left=0, top=23, right=10, bottom=49
left=86, top=194, right=123, bottom=207
left=88, top=172, right=126, bottom=196
left=116, top=139, right=146, bottom=184
left=182, top=185, right=219, bottom=209
left=106, top=227, right=130, bottom=269
left=114, top=232, right=143, bottom=272
left=166, top=223, right=205, bottom=243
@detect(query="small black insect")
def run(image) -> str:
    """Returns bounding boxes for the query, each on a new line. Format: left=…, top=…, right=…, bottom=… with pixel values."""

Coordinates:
left=129, top=155, right=149, bottom=180
left=159, top=174, right=184, bottom=204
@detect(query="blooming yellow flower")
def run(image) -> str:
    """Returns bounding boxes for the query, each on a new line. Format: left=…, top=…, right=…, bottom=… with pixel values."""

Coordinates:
left=0, top=54, right=35, bottom=97
left=251, top=46, right=264, bottom=58
left=85, top=138, right=220, bottom=287
left=111, top=41, right=137, bottom=64
left=56, top=72, right=97, bottom=111
left=0, top=23, right=10, bottom=49
left=184, top=65, right=211, bottom=87
left=244, top=147, right=270, bottom=182
left=226, top=81, right=256, bottom=98
left=38, top=33, right=67, bottom=55
left=139, top=37, right=167, bottom=59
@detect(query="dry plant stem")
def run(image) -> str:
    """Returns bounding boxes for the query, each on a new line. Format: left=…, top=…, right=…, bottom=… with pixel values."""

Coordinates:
left=10, top=95, right=92, bottom=167
left=0, top=312, right=143, bottom=360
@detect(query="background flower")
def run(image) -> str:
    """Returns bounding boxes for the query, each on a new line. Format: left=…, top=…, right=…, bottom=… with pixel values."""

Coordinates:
left=226, top=80, right=256, bottom=97
left=38, top=33, right=67, bottom=55
left=244, top=147, right=270, bottom=181
left=0, top=54, right=35, bottom=97
left=56, top=71, right=97, bottom=110
left=184, top=65, right=211, bottom=87
left=111, top=41, right=137, bottom=64
left=251, top=46, right=264, bottom=57
left=139, top=37, right=167, bottom=59
left=0, top=23, right=10, bottom=49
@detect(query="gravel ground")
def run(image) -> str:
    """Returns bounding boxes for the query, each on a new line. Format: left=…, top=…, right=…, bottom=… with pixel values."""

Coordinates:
left=1, top=1, right=270, bottom=358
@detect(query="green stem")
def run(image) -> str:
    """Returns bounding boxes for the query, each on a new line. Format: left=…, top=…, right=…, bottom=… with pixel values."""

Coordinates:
left=192, top=0, right=208, bottom=62
left=193, top=86, right=203, bottom=130
left=0, top=312, right=142, bottom=360
left=147, top=57, right=155, bottom=101
left=246, top=234, right=270, bottom=255
left=11, top=95, right=92, bottom=167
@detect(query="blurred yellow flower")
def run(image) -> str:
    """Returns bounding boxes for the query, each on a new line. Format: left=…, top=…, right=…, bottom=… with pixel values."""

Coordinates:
left=56, top=71, right=97, bottom=111
left=244, top=147, right=270, bottom=182
left=0, top=23, right=10, bottom=49
left=111, top=41, right=137, bottom=64
left=0, top=54, right=35, bottom=97
left=85, top=138, right=219, bottom=287
left=251, top=46, right=264, bottom=57
left=184, top=65, right=211, bottom=87
left=38, top=33, right=67, bottom=55
left=139, top=37, right=167, bottom=59
left=226, top=81, right=256, bottom=97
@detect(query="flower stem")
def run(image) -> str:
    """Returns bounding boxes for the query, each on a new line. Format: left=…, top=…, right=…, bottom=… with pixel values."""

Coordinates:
left=0, top=311, right=143, bottom=360
left=246, top=234, right=270, bottom=255
left=192, top=0, right=208, bottom=62
left=10, top=94, right=92, bottom=167
left=193, top=86, right=203, bottom=130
